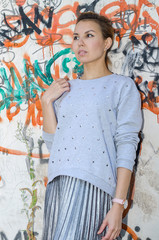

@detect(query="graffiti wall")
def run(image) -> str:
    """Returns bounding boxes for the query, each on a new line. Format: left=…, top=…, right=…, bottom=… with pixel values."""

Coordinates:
left=0, top=0, right=159, bottom=239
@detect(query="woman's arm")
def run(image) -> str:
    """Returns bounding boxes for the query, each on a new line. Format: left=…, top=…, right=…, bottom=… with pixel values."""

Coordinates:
left=98, top=77, right=142, bottom=240
left=42, top=96, right=58, bottom=134
left=41, top=77, right=70, bottom=134
left=114, top=167, right=132, bottom=201
left=41, top=78, right=70, bottom=152
left=97, top=167, right=132, bottom=240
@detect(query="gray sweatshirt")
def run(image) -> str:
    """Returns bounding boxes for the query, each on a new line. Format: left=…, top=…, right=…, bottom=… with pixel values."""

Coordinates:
left=42, top=74, right=142, bottom=197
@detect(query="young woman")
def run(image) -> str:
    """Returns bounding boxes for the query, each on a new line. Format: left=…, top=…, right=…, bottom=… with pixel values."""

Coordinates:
left=41, top=11, right=142, bottom=240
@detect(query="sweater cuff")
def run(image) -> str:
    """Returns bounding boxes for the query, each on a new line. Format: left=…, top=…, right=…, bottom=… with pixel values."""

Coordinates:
left=42, top=130, right=54, bottom=153
left=116, top=143, right=137, bottom=171
left=116, top=160, right=134, bottom=171
left=42, top=129, right=55, bottom=142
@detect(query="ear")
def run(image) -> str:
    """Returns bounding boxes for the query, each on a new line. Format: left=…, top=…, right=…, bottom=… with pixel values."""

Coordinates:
left=104, top=37, right=113, bottom=51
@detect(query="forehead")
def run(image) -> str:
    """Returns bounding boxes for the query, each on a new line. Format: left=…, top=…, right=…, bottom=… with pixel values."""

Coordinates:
left=74, top=20, right=102, bottom=33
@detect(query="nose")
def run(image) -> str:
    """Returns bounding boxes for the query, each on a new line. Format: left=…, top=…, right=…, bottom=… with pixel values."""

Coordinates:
left=78, top=37, right=84, bottom=46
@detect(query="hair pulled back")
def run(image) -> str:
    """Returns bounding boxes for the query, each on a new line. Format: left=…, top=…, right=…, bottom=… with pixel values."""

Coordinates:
left=76, top=11, right=114, bottom=68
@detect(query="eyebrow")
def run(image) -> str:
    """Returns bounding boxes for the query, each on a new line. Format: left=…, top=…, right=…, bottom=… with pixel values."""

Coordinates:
left=73, top=30, right=96, bottom=35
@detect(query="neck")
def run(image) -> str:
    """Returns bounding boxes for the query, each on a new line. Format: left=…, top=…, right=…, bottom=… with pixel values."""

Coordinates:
left=80, top=61, right=112, bottom=80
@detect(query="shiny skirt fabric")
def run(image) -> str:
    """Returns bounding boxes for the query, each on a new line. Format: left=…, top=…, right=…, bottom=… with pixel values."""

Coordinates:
left=42, top=175, right=112, bottom=240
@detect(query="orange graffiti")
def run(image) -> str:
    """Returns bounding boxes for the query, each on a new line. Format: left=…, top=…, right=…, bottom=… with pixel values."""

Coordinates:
left=142, top=98, right=159, bottom=115
left=144, top=34, right=154, bottom=44
left=122, top=223, right=138, bottom=240
left=34, top=2, right=78, bottom=47
left=0, top=146, right=49, bottom=158
left=140, top=83, right=159, bottom=116
left=25, top=98, right=43, bottom=126
left=23, top=54, right=48, bottom=89
left=123, top=172, right=135, bottom=218
left=7, top=102, right=20, bottom=121
left=2, top=0, right=159, bottom=49
left=3, top=4, right=38, bottom=48
left=16, top=0, right=26, bottom=6
left=100, top=0, right=159, bottom=44
left=4, top=35, right=30, bottom=49
left=135, top=76, right=159, bottom=117
left=2, top=55, right=48, bottom=125
left=43, top=177, right=48, bottom=187
left=34, top=6, right=60, bottom=47
left=142, top=9, right=159, bottom=44
left=3, top=2, right=78, bottom=49
left=1, top=52, right=78, bottom=125
left=3, top=0, right=159, bottom=53
left=4, top=61, right=23, bottom=85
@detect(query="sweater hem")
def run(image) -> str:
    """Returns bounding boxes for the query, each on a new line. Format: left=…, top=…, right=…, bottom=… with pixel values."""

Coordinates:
left=48, top=168, right=116, bottom=198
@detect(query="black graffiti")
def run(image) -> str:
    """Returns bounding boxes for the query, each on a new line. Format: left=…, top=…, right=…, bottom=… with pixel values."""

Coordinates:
left=142, top=79, right=159, bottom=108
left=128, top=33, right=159, bottom=91
left=127, top=225, right=152, bottom=240
left=127, top=226, right=152, bottom=240
left=111, top=30, right=159, bottom=111
left=0, top=5, right=54, bottom=45
left=76, top=0, right=100, bottom=15
left=43, top=0, right=62, bottom=9
left=19, top=5, right=53, bottom=35
left=38, top=138, right=49, bottom=164
left=135, top=131, right=143, bottom=168
left=125, top=33, right=159, bottom=73
left=1, top=148, right=9, bottom=155
left=141, top=33, right=159, bottom=67
left=113, top=33, right=159, bottom=70
left=0, top=231, right=28, bottom=240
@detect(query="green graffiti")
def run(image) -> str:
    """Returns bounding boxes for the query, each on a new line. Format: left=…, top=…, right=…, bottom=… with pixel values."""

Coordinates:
left=45, top=48, right=72, bottom=85
left=34, top=61, right=48, bottom=84
left=62, top=57, right=71, bottom=73
left=72, top=57, right=84, bottom=74
left=0, top=48, right=83, bottom=114
left=0, top=67, right=24, bottom=110
left=0, top=88, right=6, bottom=111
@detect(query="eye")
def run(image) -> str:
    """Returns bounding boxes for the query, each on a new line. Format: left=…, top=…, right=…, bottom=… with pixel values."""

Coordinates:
left=73, top=35, right=79, bottom=40
left=87, top=33, right=94, bottom=38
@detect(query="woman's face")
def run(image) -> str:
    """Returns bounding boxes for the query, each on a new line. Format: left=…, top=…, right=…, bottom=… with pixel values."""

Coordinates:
left=72, top=20, right=108, bottom=65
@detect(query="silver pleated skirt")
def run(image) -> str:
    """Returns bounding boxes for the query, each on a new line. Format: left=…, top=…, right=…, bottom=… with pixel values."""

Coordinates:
left=42, top=175, right=112, bottom=240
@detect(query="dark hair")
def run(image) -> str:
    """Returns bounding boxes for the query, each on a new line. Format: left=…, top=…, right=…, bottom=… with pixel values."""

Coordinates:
left=76, top=11, right=114, bottom=68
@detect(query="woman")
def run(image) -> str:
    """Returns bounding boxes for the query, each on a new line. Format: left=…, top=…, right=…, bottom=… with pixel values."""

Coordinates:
left=41, top=11, right=142, bottom=240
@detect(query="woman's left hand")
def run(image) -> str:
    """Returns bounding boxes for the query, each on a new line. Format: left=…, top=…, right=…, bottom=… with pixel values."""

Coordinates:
left=97, top=203, right=123, bottom=240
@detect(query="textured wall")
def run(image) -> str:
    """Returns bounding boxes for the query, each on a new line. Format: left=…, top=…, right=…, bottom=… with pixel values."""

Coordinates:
left=0, top=0, right=159, bottom=239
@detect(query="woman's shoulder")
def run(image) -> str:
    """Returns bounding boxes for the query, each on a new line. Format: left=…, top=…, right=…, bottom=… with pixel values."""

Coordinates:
left=113, top=74, right=138, bottom=90
left=113, top=73, right=134, bottom=83
left=112, top=74, right=140, bottom=100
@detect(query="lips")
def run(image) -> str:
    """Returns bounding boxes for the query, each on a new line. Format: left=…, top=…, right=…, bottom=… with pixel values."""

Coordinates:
left=78, top=50, right=87, bottom=56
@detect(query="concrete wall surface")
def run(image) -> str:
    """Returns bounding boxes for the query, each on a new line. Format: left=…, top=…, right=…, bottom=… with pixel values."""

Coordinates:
left=0, top=0, right=159, bottom=239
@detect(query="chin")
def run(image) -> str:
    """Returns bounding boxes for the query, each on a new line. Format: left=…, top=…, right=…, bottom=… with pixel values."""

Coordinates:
left=77, top=57, right=91, bottom=63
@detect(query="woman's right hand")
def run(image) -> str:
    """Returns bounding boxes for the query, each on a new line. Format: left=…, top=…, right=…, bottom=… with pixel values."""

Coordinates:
left=42, top=77, right=70, bottom=104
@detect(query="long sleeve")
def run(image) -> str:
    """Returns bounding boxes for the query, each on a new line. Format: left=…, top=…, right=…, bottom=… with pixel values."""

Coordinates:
left=42, top=101, right=58, bottom=153
left=114, top=78, right=142, bottom=171
left=42, top=130, right=55, bottom=153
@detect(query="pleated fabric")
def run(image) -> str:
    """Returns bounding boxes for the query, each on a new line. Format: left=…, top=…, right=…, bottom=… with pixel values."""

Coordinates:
left=42, top=175, right=112, bottom=240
